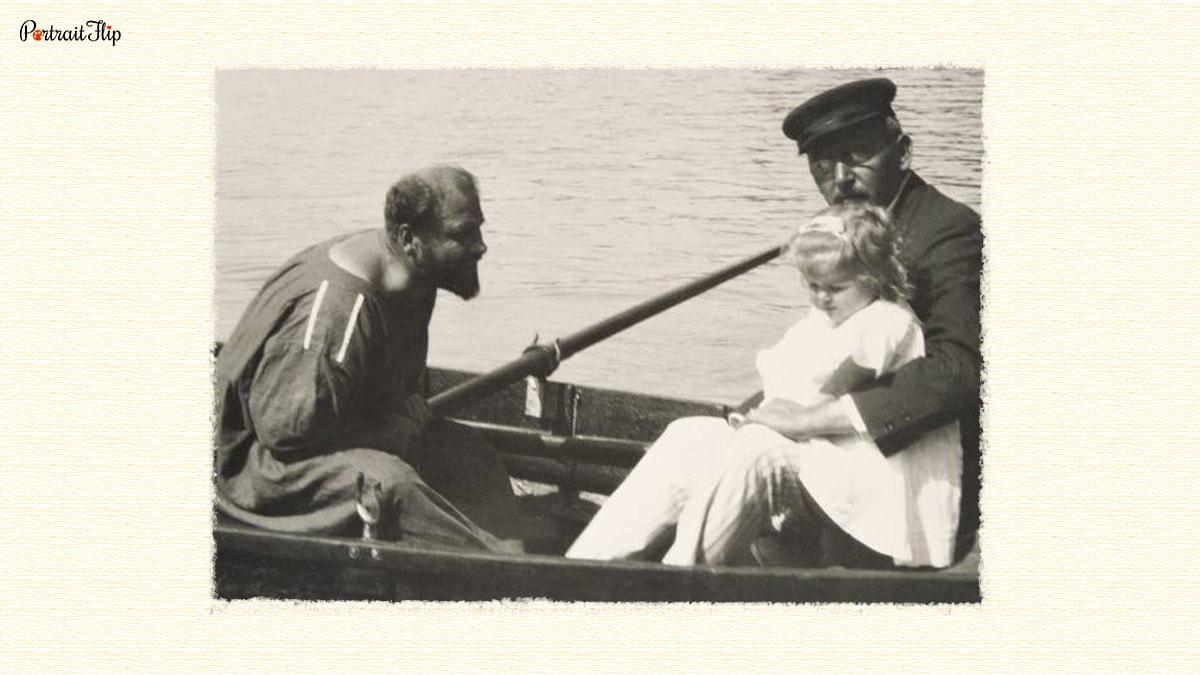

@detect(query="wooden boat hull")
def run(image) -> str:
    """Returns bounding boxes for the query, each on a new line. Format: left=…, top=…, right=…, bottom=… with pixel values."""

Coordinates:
left=214, top=366, right=981, bottom=603
left=215, top=524, right=979, bottom=603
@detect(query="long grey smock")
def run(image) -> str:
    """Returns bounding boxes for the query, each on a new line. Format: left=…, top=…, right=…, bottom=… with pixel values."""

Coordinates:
left=215, top=235, right=516, bottom=550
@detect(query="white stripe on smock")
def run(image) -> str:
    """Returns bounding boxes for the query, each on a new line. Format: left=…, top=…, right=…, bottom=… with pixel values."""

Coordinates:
left=336, top=293, right=365, bottom=364
left=302, top=279, right=329, bottom=350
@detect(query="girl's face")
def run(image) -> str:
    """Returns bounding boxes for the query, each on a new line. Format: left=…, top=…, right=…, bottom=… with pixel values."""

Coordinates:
left=802, top=267, right=876, bottom=326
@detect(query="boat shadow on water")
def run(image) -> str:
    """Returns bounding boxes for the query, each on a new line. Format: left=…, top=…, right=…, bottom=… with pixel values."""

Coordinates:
left=213, top=368, right=980, bottom=603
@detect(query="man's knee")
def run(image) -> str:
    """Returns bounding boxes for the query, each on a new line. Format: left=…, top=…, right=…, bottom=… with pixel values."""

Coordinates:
left=412, top=420, right=512, bottom=492
left=425, top=418, right=478, bottom=444
left=420, top=419, right=502, bottom=462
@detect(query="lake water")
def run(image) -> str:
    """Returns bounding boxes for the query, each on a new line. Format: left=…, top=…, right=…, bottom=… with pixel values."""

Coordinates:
left=216, top=68, right=982, bottom=405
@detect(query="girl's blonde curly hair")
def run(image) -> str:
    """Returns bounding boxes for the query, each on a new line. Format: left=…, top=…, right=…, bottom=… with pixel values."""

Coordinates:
left=786, top=202, right=911, bottom=303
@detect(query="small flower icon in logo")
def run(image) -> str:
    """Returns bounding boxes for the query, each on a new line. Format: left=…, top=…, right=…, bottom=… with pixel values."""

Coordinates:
left=33, top=29, right=42, bottom=40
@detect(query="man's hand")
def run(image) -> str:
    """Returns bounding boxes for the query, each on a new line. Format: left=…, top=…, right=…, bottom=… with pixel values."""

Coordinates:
left=398, top=393, right=434, bottom=437
left=743, top=397, right=856, bottom=441
left=343, top=394, right=435, bottom=457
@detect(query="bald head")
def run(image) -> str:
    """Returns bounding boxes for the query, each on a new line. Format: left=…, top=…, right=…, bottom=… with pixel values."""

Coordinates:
left=384, top=165, right=480, bottom=241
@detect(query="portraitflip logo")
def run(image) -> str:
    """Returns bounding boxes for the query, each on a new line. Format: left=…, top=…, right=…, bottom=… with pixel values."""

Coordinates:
left=20, top=20, right=121, bottom=46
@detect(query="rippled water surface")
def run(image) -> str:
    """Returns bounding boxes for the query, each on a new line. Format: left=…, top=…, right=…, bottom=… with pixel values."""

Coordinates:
left=217, top=69, right=982, bottom=404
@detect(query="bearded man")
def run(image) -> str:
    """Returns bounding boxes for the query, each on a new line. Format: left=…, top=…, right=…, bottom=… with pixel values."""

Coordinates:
left=214, top=165, right=522, bottom=552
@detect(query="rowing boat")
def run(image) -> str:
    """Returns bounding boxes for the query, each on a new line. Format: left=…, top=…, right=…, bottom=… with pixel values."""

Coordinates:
left=214, top=366, right=981, bottom=603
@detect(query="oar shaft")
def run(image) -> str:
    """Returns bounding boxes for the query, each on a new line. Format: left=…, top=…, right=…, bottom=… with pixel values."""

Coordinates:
left=428, top=347, right=559, bottom=415
left=556, top=245, right=783, bottom=359
left=429, top=244, right=782, bottom=415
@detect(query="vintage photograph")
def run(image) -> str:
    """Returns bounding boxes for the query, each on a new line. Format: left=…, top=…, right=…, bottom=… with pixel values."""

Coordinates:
left=212, top=68, right=983, bottom=602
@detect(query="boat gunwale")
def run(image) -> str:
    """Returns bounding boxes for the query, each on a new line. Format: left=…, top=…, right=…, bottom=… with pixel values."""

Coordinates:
left=214, top=521, right=981, bottom=603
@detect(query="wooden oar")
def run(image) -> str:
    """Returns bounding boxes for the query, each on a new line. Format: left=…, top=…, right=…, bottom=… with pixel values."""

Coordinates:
left=429, top=244, right=783, bottom=415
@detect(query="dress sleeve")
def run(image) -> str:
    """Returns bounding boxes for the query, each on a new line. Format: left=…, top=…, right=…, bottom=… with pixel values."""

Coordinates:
left=851, top=305, right=925, bottom=378
left=817, top=304, right=921, bottom=398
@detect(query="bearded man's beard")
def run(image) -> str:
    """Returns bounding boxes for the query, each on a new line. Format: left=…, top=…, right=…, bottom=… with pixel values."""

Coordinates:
left=439, top=264, right=481, bottom=300
left=410, top=243, right=482, bottom=300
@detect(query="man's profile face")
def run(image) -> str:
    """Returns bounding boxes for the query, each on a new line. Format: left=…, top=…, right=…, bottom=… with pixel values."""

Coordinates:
left=416, top=188, right=487, bottom=300
left=806, top=127, right=910, bottom=208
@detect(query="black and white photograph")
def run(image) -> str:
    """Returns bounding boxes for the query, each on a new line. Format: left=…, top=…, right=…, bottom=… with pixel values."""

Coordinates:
left=7, top=3, right=1200, bottom=672
left=213, top=68, right=983, bottom=603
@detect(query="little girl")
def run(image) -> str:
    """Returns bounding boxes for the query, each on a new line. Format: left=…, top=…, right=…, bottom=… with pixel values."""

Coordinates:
left=566, top=202, right=963, bottom=568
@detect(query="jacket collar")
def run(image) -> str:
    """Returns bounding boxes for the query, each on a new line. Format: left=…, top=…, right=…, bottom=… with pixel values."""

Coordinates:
left=887, top=170, right=924, bottom=215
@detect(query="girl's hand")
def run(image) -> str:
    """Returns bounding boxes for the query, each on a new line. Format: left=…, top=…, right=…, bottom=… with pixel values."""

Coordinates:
left=743, top=398, right=810, bottom=438
left=744, top=395, right=855, bottom=440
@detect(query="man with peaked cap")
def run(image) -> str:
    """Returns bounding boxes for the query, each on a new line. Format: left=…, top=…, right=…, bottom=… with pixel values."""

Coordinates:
left=565, top=79, right=981, bottom=571
left=563, top=78, right=981, bottom=571
left=742, top=77, right=983, bottom=567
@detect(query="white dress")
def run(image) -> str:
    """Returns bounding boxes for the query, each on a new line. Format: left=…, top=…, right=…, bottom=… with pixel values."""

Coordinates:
left=754, top=300, right=962, bottom=567
left=566, top=300, right=962, bottom=568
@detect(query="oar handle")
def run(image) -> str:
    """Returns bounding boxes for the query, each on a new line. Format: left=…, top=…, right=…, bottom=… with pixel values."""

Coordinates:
left=429, top=244, right=783, bottom=415
left=428, top=344, right=561, bottom=415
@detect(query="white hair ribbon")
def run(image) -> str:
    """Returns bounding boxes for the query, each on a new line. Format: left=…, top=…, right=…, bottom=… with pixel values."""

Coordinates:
left=799, top=214, right=848, bottom=240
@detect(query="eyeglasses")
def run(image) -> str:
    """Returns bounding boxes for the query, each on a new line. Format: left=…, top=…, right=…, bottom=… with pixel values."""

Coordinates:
left=807, top=135, right=903, bottom=174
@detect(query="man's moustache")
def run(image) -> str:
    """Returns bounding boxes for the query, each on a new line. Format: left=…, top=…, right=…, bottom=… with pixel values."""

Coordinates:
left=834, top=193, right=872, bottom=205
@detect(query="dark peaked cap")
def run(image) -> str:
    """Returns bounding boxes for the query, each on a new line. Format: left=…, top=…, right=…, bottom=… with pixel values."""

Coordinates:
left=783, top=78, right=898, bottom=153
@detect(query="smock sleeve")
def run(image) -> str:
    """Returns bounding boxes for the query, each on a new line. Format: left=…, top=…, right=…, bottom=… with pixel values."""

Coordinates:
left=248, top=334, right=360, bottom=456
left=246, top=287, right=415, bottom=458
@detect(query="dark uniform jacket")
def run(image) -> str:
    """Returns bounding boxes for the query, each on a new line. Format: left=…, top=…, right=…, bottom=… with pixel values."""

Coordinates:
left=848, top=171, right=983, bottom=558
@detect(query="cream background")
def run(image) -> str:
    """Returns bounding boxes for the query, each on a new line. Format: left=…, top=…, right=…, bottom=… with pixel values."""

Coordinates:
left=3, top=2, right=1197, bottom=673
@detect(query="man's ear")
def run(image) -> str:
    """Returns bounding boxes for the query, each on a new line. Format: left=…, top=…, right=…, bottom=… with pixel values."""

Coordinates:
left=396, top=223, right=418, bottom=256
left=897, top=134, right=913, bottom=172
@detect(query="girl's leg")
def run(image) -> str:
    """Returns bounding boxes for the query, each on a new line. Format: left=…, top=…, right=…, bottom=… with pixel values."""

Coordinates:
left=565, top=417, right=733, bottom=560
left=663, top=430, right=806, bottom=566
